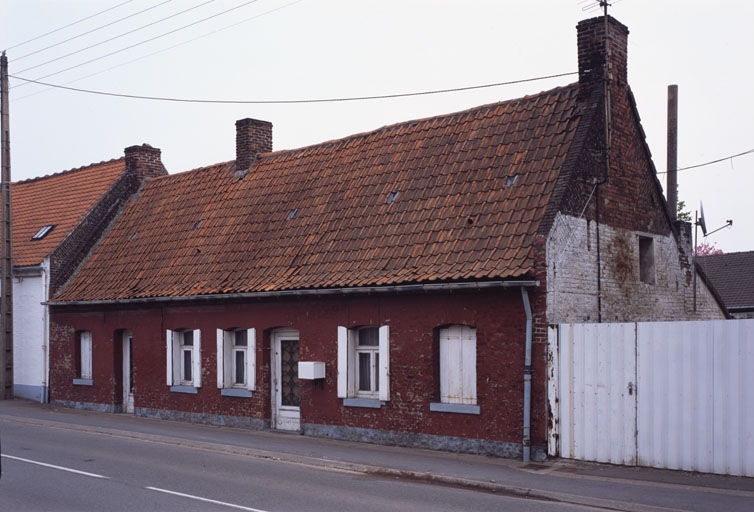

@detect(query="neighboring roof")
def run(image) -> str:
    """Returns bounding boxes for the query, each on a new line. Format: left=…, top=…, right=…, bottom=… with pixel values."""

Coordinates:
left=54, top=84, right=585, bottom=302
left=11, top=159, right=127, bottom=267
left=697, top=251, right=754, bottom=312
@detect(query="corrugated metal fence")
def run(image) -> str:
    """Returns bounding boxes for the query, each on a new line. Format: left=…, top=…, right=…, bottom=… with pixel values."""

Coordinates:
left=548, top=319, right=754, bottom=476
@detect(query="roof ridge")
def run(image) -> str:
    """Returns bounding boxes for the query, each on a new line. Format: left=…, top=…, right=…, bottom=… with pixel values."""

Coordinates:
left=15, top=156, right=126, bottom=185
left=269, top=83, right=579, bottom=159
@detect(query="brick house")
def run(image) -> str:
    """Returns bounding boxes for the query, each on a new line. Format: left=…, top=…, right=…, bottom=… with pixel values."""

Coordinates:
left=8, top=145, right=165, bottom=402
left=47, top=16, right=724, bottom=460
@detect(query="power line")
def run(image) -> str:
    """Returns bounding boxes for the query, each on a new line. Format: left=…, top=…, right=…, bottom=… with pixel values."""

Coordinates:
left=14, top=0, right=174, bottom=62
left=11, top=0, right=307, bottom=103
left=12, top=0, right=261, bottom=87
left=16, top=0, right=217, bottom=75
left=657, top=148, right=754, bottom=174
left=3, top=0, right=137, bottom=51
left=8, top=71, right=578, bottom=104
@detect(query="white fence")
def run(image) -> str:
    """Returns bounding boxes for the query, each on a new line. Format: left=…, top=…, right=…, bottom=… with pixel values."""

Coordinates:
left=548, top=319, right=754, bottom=476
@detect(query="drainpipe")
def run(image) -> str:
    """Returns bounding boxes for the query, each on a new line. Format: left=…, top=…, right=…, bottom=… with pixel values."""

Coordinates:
left=521, top=287, right=533, bottom=463
left=41, top=264, right=49, bottom=403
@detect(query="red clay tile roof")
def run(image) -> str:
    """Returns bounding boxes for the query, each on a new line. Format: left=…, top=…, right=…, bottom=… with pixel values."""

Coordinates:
left=697, top=251, right=754, bottom=311
left=54, top=84, right=584, bottom=302
left=10, top=159, right=127, bottom=267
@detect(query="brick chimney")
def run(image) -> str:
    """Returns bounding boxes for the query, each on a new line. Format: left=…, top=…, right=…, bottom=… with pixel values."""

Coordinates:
left=577, top=15, right=629, bottom=95
left=236, top=118, right=273, bottom=171
left=124, top=144, right=166, bottom=182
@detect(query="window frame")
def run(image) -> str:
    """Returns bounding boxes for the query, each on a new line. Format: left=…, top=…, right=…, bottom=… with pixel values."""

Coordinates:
left=337, top=325, right=389, bottom=405
left=216, top=328, right=256, bottom=397
left=166, top=329, right=202, bottom=392
left=73, top=330, right=93, bottom=385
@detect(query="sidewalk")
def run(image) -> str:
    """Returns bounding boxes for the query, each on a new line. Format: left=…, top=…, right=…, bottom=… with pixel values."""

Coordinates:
left=2, top=399, right=753, bottom=511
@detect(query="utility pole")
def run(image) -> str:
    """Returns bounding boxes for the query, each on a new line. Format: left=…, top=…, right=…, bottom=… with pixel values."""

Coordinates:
left=1, top=51, right=13, bottom=399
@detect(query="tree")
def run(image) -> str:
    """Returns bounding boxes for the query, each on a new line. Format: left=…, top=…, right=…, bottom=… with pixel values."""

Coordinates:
left=677, top=200, right=692, bottom=222
left=695, top=241, right=723, bottom=256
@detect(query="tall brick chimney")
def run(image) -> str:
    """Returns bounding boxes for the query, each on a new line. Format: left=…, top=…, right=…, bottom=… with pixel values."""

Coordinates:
left=124, top=144, right=166, bottom=182
left=577, top=15, right=629, bottom=95
left=236, top=118, right=273, bottom=171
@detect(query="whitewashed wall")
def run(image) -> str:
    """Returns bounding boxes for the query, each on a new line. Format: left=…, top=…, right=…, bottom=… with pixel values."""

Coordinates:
left=12, top=266, right=49, bottom=402
left=549, top=319, right=754, bottom=477
left=546, top=213, right=724, bottom=324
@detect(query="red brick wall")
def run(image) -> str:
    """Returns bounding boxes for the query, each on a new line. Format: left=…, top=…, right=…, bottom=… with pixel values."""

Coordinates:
left=50, top=288, right=548, bottom=450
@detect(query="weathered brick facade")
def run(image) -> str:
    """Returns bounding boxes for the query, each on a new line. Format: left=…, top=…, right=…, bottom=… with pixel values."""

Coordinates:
left=50, top=289, right=548, bottom=458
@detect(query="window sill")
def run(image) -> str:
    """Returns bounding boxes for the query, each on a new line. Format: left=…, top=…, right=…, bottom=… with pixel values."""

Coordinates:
left=430, top=402, right=480, bottom=415
left=170, top=385, right=199, bottom=394
left=221, top=388, right=253, bottom=398
left=343, top=398, right=383, bottom=409
left=73, top=378, right=93, bottom=386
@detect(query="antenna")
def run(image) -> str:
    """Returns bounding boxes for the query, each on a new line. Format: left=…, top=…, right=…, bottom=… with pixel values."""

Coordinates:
left=579, top=0, right=623, bottom=13
left=698, top=201, right=707, bottom=236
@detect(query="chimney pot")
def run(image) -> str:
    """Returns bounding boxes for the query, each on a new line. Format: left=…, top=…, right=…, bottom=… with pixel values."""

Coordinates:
left=236, top=118, right=273, bottom=171
left=577, top=16, right=629, bottom=94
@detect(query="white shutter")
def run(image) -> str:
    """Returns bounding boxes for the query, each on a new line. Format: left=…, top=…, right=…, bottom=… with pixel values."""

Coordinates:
left=80, top=332, right=92, bottom=380
left=192, top=329, right=202, bottom=388
left=337, top=326, right=348, bottom=398
left=462, top=327, right=477, bottom=405
left=166, top=329, right=174, bottom=386
left=216, top=329, right=224, bottom=389
left=378, top=325, right=390, bottom=401
left=439, top=328, right=455, bottom=403
left=247, top=328, right=256, bottom=391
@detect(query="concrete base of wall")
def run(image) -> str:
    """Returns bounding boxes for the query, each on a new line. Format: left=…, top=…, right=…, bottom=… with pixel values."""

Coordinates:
left=303, top=423, right=547, bottom=461
left=14, top=384, right=48, bottom=403
left=137, top=407, right=269, bottom=430
left=52, top=400, right=120, bottom=413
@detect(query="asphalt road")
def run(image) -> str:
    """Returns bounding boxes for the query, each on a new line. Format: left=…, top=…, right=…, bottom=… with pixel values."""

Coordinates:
left=1, top=415, right=596, bottom=512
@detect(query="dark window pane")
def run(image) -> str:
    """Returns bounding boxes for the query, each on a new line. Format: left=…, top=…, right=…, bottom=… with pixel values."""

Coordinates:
left=375, top=353, right=379, bottom=392
left=234, top=350, right=245, bottom=385
left=234, top=330, right=247, bottom=347
left=358, top=353, right=371, bottom=391
left=183, top=350, right=192, bottom=381
left=358, top=327, right=378, bottom=347
left=183, top=331, right=193, bottom=346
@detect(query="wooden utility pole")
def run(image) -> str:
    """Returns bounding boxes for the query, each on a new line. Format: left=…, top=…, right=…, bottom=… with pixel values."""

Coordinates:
left=1, top=51, right=13, bottom=399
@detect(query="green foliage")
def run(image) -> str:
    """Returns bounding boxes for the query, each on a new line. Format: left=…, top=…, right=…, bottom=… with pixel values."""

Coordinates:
left=677, top=200, right=692, bottom=222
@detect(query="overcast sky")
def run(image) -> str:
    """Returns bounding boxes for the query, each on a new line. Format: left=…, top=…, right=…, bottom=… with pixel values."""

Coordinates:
left=1, top=1, right=752, bottom=253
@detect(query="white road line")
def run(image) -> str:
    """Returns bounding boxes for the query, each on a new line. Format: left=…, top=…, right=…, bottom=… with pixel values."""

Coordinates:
left=147, top=487, right=269, bottom=512
left=1, top=454, right=109, bottom=479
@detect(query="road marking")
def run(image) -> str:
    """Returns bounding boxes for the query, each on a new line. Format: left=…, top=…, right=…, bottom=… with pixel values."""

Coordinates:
left=147, top=487, right=269, bottom=512
left=1, top=454, right=109, bottom=479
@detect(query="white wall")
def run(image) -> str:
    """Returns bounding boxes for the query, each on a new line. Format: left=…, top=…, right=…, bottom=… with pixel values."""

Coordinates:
left=546, top=213, right=724, bottom=324
left=12, top=266, right=49, bottom=402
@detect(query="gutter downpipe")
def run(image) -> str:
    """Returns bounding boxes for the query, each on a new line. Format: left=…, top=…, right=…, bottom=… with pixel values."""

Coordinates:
left=521, top=286, right=533, bottom=463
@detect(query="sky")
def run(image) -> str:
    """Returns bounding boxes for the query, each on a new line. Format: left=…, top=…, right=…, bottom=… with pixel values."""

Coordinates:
left=1, top=0, right=752, bottom=253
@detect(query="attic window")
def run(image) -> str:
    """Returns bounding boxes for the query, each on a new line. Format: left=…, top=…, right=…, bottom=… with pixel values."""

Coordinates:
left=506, top=175, right=519, bottom=188
left=387, top=191, right=400, bottom=204
left=192, top=220, right=202, bottom=230
left=286, top=208, right=298, bottom=221
left=31, top=225, right=55, bottom=240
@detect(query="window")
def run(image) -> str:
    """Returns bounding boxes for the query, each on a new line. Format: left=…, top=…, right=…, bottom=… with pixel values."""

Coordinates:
left=337, top=325, right=390, bottom=405
left=639, top=236, right=655, bottom=284
left=74, top=331, right=92, bottom=385
left=216, top=328, right=256, bottom=397
left=31, top=224, right=55, bottom=240
left=431, top=325, right=479, bottom=415
left=166, top=329, right=201, bottom=391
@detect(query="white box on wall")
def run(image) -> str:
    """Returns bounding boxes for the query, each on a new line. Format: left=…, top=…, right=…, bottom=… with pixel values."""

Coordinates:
left=298, top=361, right=325, bottom=380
